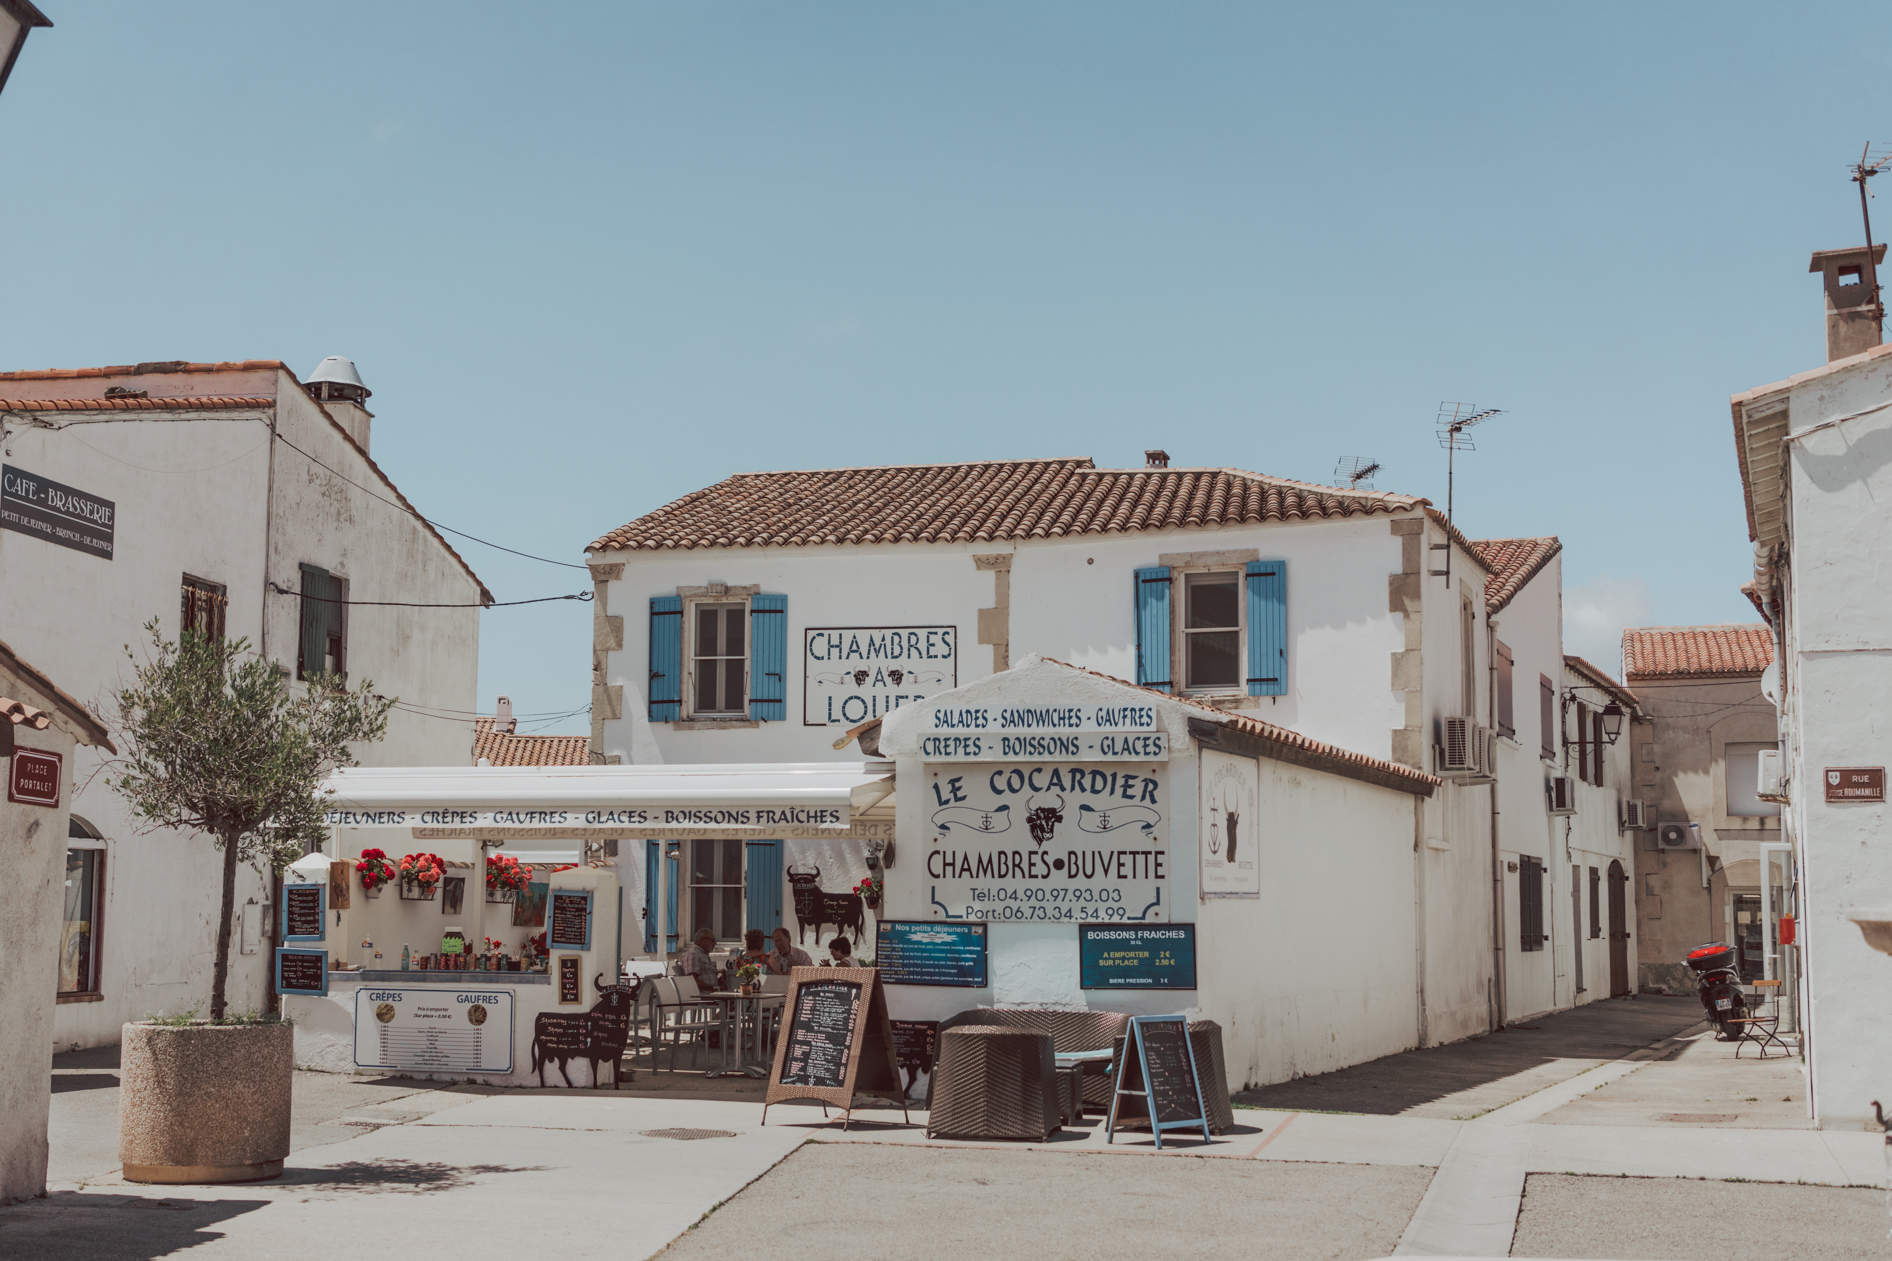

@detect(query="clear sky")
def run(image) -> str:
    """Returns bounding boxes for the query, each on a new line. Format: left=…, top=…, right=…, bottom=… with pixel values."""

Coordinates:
left=1, top=4, right=1877, bottom=734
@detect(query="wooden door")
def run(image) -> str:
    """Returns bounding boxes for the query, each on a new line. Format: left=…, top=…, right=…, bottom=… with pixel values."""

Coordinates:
left=1607, top=860, right=1630, bottom=997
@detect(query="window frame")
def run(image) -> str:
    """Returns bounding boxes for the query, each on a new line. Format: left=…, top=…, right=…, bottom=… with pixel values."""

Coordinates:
left=59, top=837, right=106, bottom=999
left=686, top=599, right=750, bottom=717
left=1173, top=567, right=1245, bottom=696
left=296, top=564, right=348, bottom=685
left=180, top=574, right=228, bottom=643
left=686, top=837, right=746, bottom=944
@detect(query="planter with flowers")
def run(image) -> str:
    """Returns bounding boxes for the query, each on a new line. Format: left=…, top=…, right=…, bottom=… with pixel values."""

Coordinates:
left=854, top=875, right=883, bottom=912
left=485, top=854, right=531, bottom=904
left=735, top=962, right=762, bottom=995
left=398, top=852, right=445, bottom=900
left=356, top=848, right=396, bottom=899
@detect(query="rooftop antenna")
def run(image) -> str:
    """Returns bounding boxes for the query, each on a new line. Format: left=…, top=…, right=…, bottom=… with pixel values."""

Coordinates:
left=1334, top=456, right=1382, bottom=491
left=1849, top=143, right=1892, bottom=335
left=1431, top=402, right=1502, bottom=585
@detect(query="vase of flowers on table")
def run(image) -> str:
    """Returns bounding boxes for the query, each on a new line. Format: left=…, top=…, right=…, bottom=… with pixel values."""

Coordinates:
left=356, top=848, right=396, bottom=899
left=735, top=962, right=762, bottom=996
left=485, top=854, right=530, bottom=903
left=398, top=851, right=445, bottom=900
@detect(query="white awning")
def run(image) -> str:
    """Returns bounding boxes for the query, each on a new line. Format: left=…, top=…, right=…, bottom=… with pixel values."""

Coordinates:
left=319, top=762, right=891, bottom=830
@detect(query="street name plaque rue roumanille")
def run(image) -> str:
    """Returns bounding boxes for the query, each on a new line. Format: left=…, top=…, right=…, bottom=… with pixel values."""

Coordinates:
left=1825, top=767, right=1886, bottom=803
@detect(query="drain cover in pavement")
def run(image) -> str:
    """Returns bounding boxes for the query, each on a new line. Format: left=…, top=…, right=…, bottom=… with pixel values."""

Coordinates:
left=640, top=1128, right=738, bottom=1141
left=1659, top=1113, right=1737, bottom=1123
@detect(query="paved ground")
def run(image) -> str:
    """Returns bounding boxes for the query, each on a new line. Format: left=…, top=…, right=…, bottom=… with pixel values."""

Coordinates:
left=1536, top=1028, right=1809, bottom=1129
left=1511, top=1173, right=1890, bottom=1259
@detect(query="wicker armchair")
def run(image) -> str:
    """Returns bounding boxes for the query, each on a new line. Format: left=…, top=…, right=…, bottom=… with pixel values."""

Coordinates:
left=925, top=1026, right=1062, bottom=1142
left=934, top=1008, right=1132, bottom=1110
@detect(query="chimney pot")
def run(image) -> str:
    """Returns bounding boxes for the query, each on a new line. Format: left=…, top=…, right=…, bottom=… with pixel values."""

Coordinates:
left=1809, top=245, right=1887, bottom=362
left=1145, top=449, right=1170, bottom=469
left=495, top=696, right=515, bottom=735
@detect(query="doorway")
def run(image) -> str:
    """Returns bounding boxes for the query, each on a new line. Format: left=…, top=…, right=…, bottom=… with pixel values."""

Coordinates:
left=1607, top=860, right=1630, bottom=997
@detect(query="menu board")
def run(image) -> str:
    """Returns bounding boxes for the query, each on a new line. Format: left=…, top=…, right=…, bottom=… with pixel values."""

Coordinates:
left=558, top=955, right=581, bottom=1005
left=548, top=889, right=592, bottom=952
left=890, top=1019, right=938, bottom=1092
left=779, top=977, right=862, bottom=1088
left=876, top=921, right=987, bottom=987
left=275, top=947, right=328, bottom=997
left=281, top=883, right=325, bottom=943
left=354, top=986, right=514, bottom=1073
left=1080, top=924, right=1196, bottom=990
left=1107, top=1015, right=1209, bottom=1148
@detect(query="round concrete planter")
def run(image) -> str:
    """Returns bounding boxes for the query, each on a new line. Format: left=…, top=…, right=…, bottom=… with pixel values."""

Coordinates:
left=119, top=1020, right=293, bottom=1184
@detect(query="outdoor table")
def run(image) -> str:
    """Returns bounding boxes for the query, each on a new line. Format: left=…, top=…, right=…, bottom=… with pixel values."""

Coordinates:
left=1053, top=1048, right=1112, bottom=1122
left=700, top=991, right=780, bottom=1079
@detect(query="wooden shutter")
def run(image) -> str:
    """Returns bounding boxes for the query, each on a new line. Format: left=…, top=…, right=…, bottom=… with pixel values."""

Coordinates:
left=1244, top=560, right=1287, bottom=697
left=644, top=840, right=678, bottom=952
left=1520, top=856, right=1544, bottom=951
left=746, top=840, right=783, bottom=932
left=1494, top=640, right=1514, bottom=737
left=1589, top=866, right=1601, bottom=939
left=1539, top=675, right=1555, bottom=760
left=1592, top=711, right=1606, bottom=786
left=1575, top=701, right=1589, bottom=783
left=748, top=595, right=788, bottom=721
left=649, top=596, right=683, bottom=721
left=1134, top=566, right=1172, bottom=693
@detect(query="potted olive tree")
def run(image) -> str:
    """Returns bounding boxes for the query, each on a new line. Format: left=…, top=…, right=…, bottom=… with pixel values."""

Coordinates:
left=108, top=623, right=392, bottom=1183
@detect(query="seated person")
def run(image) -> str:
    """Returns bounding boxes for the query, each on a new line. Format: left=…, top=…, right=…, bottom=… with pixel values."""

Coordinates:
left=825, top=935, right=862, bottom=968
left=767, top=926, right=813, bottom=974
left=678, top=927, right=721, bottom=993
left=735, top=928, right=772, bottom=970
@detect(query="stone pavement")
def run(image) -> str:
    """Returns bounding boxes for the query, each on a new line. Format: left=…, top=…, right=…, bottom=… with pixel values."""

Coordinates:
left=11, top=997, right=1888, bottom=1260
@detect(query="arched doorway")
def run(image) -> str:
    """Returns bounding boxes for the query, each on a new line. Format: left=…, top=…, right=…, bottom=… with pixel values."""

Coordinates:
left=1607, top=860, right=1630, bottom=997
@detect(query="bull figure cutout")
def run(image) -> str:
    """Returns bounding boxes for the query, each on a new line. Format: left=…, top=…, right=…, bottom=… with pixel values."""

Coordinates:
left=530, top=974, right=635, bottom=1088
left=786, top=865, right=865, bottom=946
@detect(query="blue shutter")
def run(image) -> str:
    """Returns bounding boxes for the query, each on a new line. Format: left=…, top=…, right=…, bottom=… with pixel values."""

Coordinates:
left=1246, top=560, right=1287, bottom=696
left=649, top=595, right=682, bottom=721
left=749, top=594, right=787, bottom=721
left=644, top=841, right=680, bottom=952
left=1135, top=566, right=1172, bottom=693
left=746, top=840, right=782, bottom=932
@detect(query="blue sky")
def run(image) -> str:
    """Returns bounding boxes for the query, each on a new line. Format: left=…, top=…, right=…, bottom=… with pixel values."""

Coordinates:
left=1, top=3, right=1878, bottom=732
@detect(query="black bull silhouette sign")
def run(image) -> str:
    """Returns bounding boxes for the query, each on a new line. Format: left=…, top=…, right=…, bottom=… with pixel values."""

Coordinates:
left=786, top=865, right=865, bottom=945
left=530, top=975, right=635, bottom=1087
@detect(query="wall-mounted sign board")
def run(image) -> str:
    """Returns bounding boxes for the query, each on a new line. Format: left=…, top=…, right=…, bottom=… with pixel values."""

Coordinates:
left=876, top=920, right=988, bottom=987
left=7, top=747, right=62, bottom=807
left=921, top=731, right=1168, bottom=762
left=1825, top=767, right=1885, bottom=803
left=354, top=986, right=514, bottom=1073
left=557, top=955, right=582, bottom=1005
left=763, top=967, right=909, bottom=1128
left=274, top=947, right=329, bottom=997
left=1081, top=924, right=1197, bottom=990
left=548, top=889, right=593, bottom=952
left=325, top=805, right=848, bottom=830
left=1107, top=1014, right=1210, bottom=1149
left=280, top=883, right=326, bottom=943
left=1, top=464, right=115, bottom=559
left=805, top=626, right=958, bottom=727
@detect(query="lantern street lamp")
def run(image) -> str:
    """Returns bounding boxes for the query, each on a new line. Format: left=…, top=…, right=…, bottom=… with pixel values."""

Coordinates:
left=1599, top=701, right=1627, bottom=746
left=0, top=0, right=51, bottom=102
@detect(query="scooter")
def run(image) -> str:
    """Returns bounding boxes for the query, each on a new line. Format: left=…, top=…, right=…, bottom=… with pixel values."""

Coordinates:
left=1685, top=942, right=1748, bottom=1039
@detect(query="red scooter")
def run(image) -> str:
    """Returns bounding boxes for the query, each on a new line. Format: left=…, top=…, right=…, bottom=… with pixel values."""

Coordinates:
left=1685, top=942, right=1748, bottom=1039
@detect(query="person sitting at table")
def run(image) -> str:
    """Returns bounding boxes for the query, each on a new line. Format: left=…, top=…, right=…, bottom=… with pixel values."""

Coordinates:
left=767, top=926, right=813, bottom=974
left=736, top=928, right=772, bottom=971
left=824, top=935, right=862, bottom=968
left=678, top=927, right=721, bottom=993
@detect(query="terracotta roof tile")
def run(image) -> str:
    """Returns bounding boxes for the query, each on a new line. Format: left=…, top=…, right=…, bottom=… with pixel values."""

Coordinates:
left=473, top=718, right=591, bottom=767
left=1622, top=625, right=1773, bottom=682
left=0, top=360, right=289, bottom=380
left=590, top=459, right=1426, bottom=552
left=0, top=395, right=273, bottom=412
left=1467, top=537, right=1561, bottom=613
left=1, top=697, right=52, bottom=730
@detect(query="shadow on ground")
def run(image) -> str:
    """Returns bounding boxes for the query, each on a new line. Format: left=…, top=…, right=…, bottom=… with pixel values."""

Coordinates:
left=0, top=1192, right=268, bottom=1261
left=275, top=1159, right=551, bottom=1196
left=1232, top=994, right=1703, bottom=1115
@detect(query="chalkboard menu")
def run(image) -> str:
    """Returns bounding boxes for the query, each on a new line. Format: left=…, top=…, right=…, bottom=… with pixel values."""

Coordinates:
left=1106, top=1014, right=1209, bottom=1149
left=876, top=921, right=987, bottom=987
left=780, top=977, right=861, bottom=1088
left=275, top=947, right=329, bottom=997
left=1080, top=924, right=1195, bottom=990
left=557, top=955, right=581, bottom=1005
left=281, top=883, right=325, bottom=943
left=547, top=889, right=592, bottom=952
left=890, top=1019, right=938, bottom=1092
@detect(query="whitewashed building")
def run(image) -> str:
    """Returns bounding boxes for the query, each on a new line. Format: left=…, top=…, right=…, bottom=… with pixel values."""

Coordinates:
left=584, top=455, right=1611, bottom=1056
left=0, top=356, right=487, bottom=1047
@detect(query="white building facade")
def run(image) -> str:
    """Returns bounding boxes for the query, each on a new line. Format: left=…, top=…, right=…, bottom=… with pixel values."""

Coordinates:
left=0, top=357, right=486, bottom=1048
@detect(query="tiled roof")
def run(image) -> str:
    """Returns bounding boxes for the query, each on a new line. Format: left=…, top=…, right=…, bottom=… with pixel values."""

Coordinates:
left=1562, top=655, right=1640, bottom=713
left=0, top=359, right=289, bottom=380
left=1622, top=625, right=1774, bottom=682
left=589, top=459, right=1426, bottom=552
left=1467, top=537, right=1561, bottom=613
left=473, top=718, right=591, bottom=767
left=0, top=396, right=273, bottom=412
left=1, top=697, right=51, bottom=730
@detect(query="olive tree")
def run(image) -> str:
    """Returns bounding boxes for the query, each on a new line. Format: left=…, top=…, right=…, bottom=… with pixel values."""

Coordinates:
left=108, top=623, right=394, bottom=1021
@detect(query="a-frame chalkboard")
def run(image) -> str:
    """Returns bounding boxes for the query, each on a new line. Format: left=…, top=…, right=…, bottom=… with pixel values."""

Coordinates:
left=1106, top=1014, right=1211, bottom=1149
left=762, top=967, right=910, bottom=1130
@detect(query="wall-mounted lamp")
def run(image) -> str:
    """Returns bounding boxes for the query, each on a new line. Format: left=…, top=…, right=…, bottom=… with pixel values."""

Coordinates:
left=1599, top=701, right=1626, bottom=746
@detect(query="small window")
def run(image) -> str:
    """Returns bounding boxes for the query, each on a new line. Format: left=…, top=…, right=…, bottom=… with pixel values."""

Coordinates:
left=180, top=575, right=227, bottom=642
left=1182, top=571, right=1241, bottom=691
left=689, top=838, right=744, bottom=942
left=1519, top=856, right=1545, bottom=952
left=1588, top=865, right=1601, bottom=939
left=1840, top=265, right=1863, bottom=287
left=691, top=603, right=747, bottom=714
left=1539, top=675, right=1556, bottom=761
left=1494, top=640, right=1515, bottom=738
left=297, top=564, right=346, bottom=684
left=1726, top=741, right=1782, bottom=817
left=61, top=839, right=104, bottom=996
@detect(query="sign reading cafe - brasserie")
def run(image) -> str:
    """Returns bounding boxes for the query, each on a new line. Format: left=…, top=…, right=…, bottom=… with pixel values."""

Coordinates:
left=805, top=626, right=957, bottom=727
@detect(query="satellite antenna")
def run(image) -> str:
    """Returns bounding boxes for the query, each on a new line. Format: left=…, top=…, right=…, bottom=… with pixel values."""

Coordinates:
left=1849, top=143, right=1892, bottom=335
left=1431, top=402, right=1502, bottom=584
left=1334, top=456, right=1382, bottom=491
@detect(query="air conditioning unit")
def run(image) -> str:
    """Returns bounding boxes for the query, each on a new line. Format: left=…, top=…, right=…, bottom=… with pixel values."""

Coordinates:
left=1656, top=821, right=1698, bottom=851
left=1620, top=798, right=1650, bottom=830
left=1756, top=748, right=1786, bottom=803
left=1547, top=775, right=1577, bottom=815
left=1440, top=717, right=1481, bottom=775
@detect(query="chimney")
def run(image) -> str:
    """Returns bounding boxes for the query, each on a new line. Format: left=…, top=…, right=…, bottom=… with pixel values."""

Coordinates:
left=1809, top=245, right=1886, bottom=362
left=495, top=696, right=515, bottom=735
left=1145, top=449, right=1170, bottom=469
left=303, top=356, right=375, bottom=451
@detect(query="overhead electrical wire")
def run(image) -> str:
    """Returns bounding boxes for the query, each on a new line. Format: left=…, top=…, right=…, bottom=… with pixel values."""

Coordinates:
left=267, top=582, right=590, bottom=609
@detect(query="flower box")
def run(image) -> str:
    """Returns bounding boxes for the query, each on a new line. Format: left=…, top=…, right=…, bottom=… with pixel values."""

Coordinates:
left=398, top=881, right=437, bottom=901
left=485, top=887, right=516, bottom=904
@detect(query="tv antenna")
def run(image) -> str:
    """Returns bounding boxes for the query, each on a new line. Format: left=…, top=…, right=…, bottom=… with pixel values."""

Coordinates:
left=1431, top=402, right=1502, bottom=584
left=1849, top=143, right=1892, bottom=335
left=1334, top=456, right=1382, bottom=491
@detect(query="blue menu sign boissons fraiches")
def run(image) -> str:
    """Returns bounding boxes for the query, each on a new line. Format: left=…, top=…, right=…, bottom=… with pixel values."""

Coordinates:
left=1079, top=924, right=1197, bottom=990
left=876, top=921, right=988, bottom=987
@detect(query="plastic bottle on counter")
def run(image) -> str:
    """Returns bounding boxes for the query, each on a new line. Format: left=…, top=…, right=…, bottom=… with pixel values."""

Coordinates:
left=401, top=944, right=410, bottom=970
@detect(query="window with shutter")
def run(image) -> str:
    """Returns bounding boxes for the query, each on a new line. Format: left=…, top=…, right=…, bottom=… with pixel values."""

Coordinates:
left=1134, top=567, right=1172, bottom=692
left=1519, top=856, right=1545, bottom=951
left=296, top=564, right=345, bottom=683
left=1589, top=865, right=1601, bottom=939
left=1575, top=701, right=1589, bottom=783
left=1244, top=560, right=1287, bottom=696
left=748, top=595, right=787, bottom=721
left=1494, top=640, right=1514, bottom=738
left=1591, top=711, right=1606, bottom=786
left=746, top=840, right=783, bottom=931
left=649, top=596, right=683, bottom=721
left=1539, top=675, right=1556, bottom=761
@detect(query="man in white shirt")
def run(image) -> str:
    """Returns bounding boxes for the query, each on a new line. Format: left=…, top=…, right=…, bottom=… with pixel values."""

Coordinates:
left=768, top=927, right=813, bottom=975
left=678, top=928, right=721, bottom=992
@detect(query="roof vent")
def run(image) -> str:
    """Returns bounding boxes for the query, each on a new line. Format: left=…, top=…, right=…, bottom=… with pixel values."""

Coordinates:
left=1145, top=449, right=1170, bottom=469
left=494, top=696, right=515, bottom=735
left=303, top=355, right=371, bottom=403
